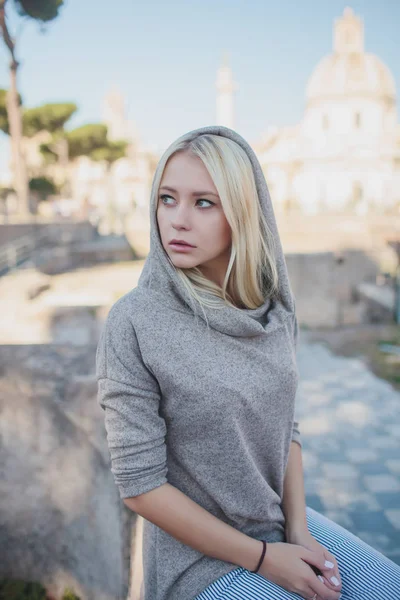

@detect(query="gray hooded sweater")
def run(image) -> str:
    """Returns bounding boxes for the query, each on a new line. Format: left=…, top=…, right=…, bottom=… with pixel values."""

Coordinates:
left=96, top=125, right=302, bottom=600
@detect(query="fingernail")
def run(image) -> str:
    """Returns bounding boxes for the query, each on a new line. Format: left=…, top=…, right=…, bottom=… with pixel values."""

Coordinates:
left=325, top=560, right=334, bottom=568
left=317, top=575, right=324, bottom=583
left=330, top=575, right=340, bottom=586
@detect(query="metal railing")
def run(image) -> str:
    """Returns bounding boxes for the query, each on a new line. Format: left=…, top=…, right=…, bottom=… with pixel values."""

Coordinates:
left=0, top=231, right=48, bottom=275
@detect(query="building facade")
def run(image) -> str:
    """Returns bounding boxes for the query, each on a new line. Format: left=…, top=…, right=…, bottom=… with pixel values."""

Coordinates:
left=253, top=7, right=400, bottom=215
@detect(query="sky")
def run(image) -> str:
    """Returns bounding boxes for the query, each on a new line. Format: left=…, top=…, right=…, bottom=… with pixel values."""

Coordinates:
left=0, top=0, right=399, bottom=172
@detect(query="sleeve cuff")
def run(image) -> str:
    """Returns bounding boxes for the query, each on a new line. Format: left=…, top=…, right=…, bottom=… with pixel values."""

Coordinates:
left=291, top=420, right=302, bottom=448
left=116, top=470, right=168, bottom=500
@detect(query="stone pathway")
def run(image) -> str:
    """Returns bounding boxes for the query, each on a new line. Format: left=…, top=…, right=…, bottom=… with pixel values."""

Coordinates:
left=297, top=333, right=400, bottom=566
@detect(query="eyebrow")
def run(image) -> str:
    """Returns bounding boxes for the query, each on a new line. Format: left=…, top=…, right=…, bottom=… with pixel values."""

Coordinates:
left=159, top=186, right=219, bottom=198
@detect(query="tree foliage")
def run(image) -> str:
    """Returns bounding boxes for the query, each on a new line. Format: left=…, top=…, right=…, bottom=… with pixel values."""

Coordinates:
left=1, top=85, right=128, bottom=173
left=1, top=92, right=128, bottom=168
left=65, top=123, right=128, bottom=164
left=23, top=102, right=77, bottom=137
left=66, top=123, right=108, bottom=159
left=0, top=88, right=22, bottom=135
left=29, top=175, right=58, bottom=200
left=90, top=140, right=128, bottom=164
left=38, top=141, right=58, bottom=164
left=13, top=0, right=64, bottom=22
left=0, top=95, right=76, bottom=138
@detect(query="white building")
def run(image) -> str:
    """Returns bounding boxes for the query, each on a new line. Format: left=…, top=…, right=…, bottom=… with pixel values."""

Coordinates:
left=252, top=7, right=400, bottom=215
left=216, top=52, right=238, bottom=129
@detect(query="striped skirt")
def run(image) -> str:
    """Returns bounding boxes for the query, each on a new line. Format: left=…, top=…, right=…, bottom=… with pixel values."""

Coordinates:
left=194, top=506, right=400, bottom=599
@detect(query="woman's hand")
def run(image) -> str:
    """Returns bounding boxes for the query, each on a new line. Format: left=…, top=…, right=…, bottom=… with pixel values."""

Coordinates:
left=258, top=541, right=342, bottom=600
left=285, top=526, right=342, bottom=596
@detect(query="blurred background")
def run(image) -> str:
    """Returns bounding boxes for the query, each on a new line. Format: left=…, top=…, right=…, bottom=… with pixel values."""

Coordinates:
left=0, top=1, right=399, bottom=599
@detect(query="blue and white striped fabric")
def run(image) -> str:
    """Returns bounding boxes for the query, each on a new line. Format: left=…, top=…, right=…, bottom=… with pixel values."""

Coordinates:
left=194, top=506, right=400, bottom=599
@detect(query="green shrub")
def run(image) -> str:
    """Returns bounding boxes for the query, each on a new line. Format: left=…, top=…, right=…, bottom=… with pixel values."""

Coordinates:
left=0, top=579, right=46, bottom=600
left=0, top=578, right=81, bottom=600
left=28, top=176, right=58, bottom=201
left=62, top=589, right=80, bottom=600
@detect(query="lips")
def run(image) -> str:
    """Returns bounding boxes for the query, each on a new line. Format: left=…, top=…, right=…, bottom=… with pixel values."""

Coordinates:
left=169, top=240, right=195, bottom=247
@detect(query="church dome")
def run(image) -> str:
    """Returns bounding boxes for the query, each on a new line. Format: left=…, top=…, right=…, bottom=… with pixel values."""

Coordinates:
left=305, top=7, right=396, bottom=105
left=306, top=52, right=396, bottom=104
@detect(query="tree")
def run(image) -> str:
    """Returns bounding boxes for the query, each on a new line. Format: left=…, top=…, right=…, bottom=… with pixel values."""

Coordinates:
left=61, top=123, right=128, bottom=231
left=29, top=175, right=58, bottom=200
left=28, top=176, right=58, bottom=215
left=1, top=95, right=76, bottom=163
left=24, top=102, right=77, bottom=193
left=0, top=87, right=22, bottom=134
left=1, top=96, right=76, bottom=196
left=0, top=94, right=75, bottom=139
left=23, top=102, right=77, bottom=138
left=0, top=0, right=65, bottom=216
left=65, top=124, right=110, bottom=159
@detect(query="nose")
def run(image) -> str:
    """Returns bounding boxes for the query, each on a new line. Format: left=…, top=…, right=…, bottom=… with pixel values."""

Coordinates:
left=171, top=203, right=192, bottom=230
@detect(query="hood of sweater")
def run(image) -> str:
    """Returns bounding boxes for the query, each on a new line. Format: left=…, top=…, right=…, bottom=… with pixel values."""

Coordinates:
left=136, top=124, right=296, bottom=338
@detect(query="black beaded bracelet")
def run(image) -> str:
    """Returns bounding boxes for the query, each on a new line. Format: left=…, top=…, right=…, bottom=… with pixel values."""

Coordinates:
left=251, top=540, right=267, bottom=573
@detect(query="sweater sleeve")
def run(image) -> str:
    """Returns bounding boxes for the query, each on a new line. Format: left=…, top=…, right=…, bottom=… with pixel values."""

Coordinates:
left=291, top=310, right=302, bottom=448
left=96, top=302, right=168, bottom=499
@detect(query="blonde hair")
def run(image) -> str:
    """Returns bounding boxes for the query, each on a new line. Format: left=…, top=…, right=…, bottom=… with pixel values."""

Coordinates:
left=150, top=132, right=279, bottom=313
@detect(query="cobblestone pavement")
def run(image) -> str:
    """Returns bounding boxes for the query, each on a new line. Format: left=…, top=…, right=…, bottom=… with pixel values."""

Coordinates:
left=297, top=333, right=400, bottom=566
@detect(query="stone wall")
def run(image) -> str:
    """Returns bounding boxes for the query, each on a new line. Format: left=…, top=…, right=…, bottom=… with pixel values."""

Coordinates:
left=0, top=221, right=97, bottom=247
left=286, top=249, right=381, bottom=328
left=276, top=214, right=400, bottom=255
left=0, top=344, right=131, bottom=600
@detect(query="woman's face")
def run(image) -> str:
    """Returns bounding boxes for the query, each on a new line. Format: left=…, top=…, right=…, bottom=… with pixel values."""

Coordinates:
left=156, top=151, right=232, bottom=287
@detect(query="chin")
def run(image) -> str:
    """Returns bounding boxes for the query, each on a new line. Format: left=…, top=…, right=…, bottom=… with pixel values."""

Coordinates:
left=169, top=255, right=198, bottom=269
left=170, top=256, right=196, bottom=267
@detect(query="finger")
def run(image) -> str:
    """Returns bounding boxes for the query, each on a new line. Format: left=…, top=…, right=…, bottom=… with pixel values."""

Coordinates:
left=310, top=563, right=341, bottom=594
left=301, top=553, right=335, bottom=580
left=301, top=547, right=328, bottom=571
left=320, top=555, right=338, bottom=577
left=301, top=549, right=342, bottom=592
left=317, top=573, right=342, bottom=594
left=303, top=582, right=320, bottom=600
left=305, top=578, right=341, bottom=600
left=323, top=551, right=342, bottom=587
left=303, top=562, right=342, bottom=598
left=318, top=564, right=342, bottom=592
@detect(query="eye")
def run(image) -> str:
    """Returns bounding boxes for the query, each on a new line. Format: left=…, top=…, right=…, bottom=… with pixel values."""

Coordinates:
left=196, top=199, right=215, bottom=208
left=160, top=194, right=174, bottom=205
left=159, top=195, right=215, bottom=208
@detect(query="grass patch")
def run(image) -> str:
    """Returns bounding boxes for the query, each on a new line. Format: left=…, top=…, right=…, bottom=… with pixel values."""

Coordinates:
left=305, top=323, right=400, bottom=392
left=0, top=580, right=81, bottom=600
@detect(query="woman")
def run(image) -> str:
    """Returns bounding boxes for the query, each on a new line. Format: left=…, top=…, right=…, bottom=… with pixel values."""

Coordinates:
left=96, top=125, right=400, bottom=600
